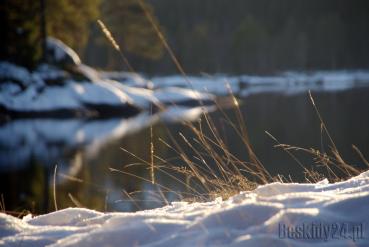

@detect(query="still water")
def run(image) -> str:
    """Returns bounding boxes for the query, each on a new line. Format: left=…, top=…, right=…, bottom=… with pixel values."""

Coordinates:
left=1, top=87, right=369, bottom=214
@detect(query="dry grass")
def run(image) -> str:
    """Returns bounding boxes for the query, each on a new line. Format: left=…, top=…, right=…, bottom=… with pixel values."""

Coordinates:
left=266, top=91, right=364, bottom=184
left=0, top=193, right=32, bottom=218
left=113, top=89, right=366, bottom=205
left=102, top=3, right=367, bottom=205
left=97, top=19, right=135, bottom=73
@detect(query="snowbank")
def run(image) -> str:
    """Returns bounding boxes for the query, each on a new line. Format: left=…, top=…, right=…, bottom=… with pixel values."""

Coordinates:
left=2, top=51, right=369, bottom=118
left=1, top=171, right=368, bottom=246
left=46, top=37, right=81, bottom=66
left=0, top=38, right=215, bottom=117
left=0, top=61, right=215, bottom=116
left=2, top=38, right=369, bottom=118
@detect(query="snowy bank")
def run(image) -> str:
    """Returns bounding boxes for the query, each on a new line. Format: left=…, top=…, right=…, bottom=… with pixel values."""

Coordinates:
left=1, top=171, right=369, bottom=246
left=0, top=38, right=215, bottom=119
left=2, top=38, right=369, bottom=119
left=0, top=61, right=215, bottom=119
left=151, top=70, right=369, bottom=96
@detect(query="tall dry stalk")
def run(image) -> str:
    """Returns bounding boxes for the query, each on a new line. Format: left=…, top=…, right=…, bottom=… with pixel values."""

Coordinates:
left=97, top=19, right=135, bottom=73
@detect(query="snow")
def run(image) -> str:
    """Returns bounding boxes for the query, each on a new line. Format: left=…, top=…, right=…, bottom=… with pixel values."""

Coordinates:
left=101, top=79, right=214, bottom=109
left=46, top=38, right=81, bottom=66
left=0, top=82, right=22, bottom=95
left=0, top=62, right=215, bottom=113
left=0, top=80, right=134, bottom=111
left=0, top=62, right=35, bottom=87
left=158, top=105, right=214, bottom=122
left=35, top=64, right=70, bottom=82
left=151, top=70, right=369, bottom=96
left=2, top=55, right=369, bottom=114
left=2, top=38, right=369, bottom=246
left=4, top=84, right=81, bottom=111
left=2, top=38, right=369, bottom=115
left=154, top=87, right=214, bottom=103
left=100, top=71, right=150, bottom=88
left=151, top=75, right=238, bottom=95
left=1, top=171, right=368, bottom=246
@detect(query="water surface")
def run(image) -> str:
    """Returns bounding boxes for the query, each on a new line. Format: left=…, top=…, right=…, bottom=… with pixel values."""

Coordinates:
left=1, top=87, right=369, bottom=214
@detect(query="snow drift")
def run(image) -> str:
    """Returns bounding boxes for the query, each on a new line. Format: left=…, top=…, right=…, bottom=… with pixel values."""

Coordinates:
left=1, top=171, right=368, bottom=247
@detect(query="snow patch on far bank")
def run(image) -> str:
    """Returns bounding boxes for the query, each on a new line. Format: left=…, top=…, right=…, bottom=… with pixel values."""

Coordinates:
left=151, top=70, right=369, bottom=96
left=0, top=62, right=215, bottom=113
left=1, top=171, right=368, bottom=247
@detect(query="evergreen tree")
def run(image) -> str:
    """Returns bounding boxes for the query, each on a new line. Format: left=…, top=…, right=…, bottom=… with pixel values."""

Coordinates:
left=46, top=0, right=100, bottom=53
left=0, top=0, right=41, bottom=68
left=0, top=0, right=100, bottom=69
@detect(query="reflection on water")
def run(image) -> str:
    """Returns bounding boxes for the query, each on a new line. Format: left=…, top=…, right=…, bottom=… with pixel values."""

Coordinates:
left=1, top=88, right=369, bottom=214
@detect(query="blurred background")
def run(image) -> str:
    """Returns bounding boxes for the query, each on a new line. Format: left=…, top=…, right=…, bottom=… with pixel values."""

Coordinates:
left=2, top=0, right=369, bottom=74
left=1, top=0, right=369, bottom=215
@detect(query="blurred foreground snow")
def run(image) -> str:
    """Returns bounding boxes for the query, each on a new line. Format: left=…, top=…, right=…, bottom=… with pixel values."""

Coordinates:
left=1, top=171, right=368, bottom=247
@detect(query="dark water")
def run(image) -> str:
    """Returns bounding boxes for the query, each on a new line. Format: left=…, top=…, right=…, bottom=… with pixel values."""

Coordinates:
left=1, top=88, right=369, bottom=214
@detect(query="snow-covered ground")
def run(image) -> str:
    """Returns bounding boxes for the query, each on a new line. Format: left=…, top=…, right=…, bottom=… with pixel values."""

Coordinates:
left=1, top=171, right=368, bottom=246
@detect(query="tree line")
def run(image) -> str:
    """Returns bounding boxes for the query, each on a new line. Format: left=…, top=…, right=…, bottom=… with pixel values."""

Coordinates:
left=0, top=0, right=162, bottom=70
left=2, top=0, right=369, bottom=74
left=121, top=0, right=369, bottom=75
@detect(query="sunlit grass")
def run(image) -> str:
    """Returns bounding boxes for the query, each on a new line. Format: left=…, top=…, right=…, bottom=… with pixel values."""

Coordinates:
left=101, top=2, right=366, bottom=207
left=111, top=89, right=366, bottom=208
